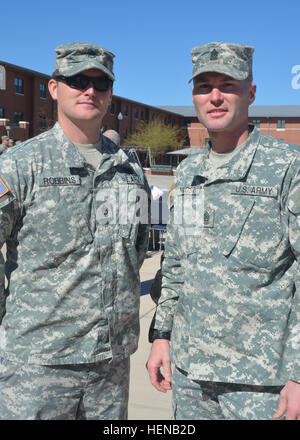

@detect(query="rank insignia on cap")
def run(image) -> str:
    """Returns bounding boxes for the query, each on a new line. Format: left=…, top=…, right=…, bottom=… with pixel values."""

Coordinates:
left=0, top=177, right=10, bottom=198
left=210, top=49, right=219, bottom=60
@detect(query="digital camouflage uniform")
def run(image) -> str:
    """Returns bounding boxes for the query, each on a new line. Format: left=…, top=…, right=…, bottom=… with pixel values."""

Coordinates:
left=0, top=136, right=8, bottom=156
left=150, top=42, right=300, bottom=420
left=0, top=42, right=150, bottom=419
left=0, top=123, right=150, bottom=419
left=0, top=144, right=7, bottom=155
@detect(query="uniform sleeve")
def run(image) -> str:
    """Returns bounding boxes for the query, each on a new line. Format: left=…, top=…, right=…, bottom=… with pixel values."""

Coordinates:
left=150, top=190, right=184, bottom=339
left=0, top=156, right=21, bottom=322
left=287, top=164, right=300, bottom=381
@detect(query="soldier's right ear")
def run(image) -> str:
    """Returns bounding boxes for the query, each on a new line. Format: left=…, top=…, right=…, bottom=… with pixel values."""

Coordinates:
left=48, top=78, right=58, bottom=101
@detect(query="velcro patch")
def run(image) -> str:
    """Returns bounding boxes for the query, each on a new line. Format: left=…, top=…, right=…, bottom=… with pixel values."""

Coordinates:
left=116, top=174, right=143, bottom=185
left=0, top=177, right=10, bottom=198
left=232, top=185, right=278, bottom=198
left=39, top=176, right=81, bottom=187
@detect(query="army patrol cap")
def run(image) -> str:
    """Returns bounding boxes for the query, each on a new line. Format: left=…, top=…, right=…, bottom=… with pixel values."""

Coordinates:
left=1, top=135, right=8, bottom=141
left=189, top=42, right=254, bottom=83
left=55, top=42, right=115, bottom=81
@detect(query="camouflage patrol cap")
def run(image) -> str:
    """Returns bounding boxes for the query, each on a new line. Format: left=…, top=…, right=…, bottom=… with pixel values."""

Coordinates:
left=1, top=135, right=8, bottom=141
left=189, top=42, right=254, bottom=83
left=55, top=42, right=115, bottom=81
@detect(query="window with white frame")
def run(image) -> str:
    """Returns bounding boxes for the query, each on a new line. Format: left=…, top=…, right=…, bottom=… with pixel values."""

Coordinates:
left=277, top=120, right=285, bottom=129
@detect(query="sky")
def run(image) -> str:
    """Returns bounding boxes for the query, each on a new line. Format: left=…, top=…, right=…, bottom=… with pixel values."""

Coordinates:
left=2, top=0, right=300, bottom=107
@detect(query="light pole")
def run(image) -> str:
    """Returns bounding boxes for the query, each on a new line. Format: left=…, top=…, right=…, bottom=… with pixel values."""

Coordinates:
left=6, top=125, right=11, bottom=139
left=117, top=112, right=123, bottom=145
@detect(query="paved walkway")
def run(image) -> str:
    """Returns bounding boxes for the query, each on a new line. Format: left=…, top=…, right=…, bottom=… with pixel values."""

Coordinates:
left=128, top=250, right=172, bottom=420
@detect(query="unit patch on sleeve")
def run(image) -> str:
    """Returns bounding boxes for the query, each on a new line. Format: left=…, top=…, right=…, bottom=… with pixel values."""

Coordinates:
left=0, top=177, right=10, bottom=198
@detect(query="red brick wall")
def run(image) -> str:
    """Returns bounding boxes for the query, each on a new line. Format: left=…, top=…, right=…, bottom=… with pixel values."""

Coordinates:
left=188, top=118, right=300, bottom=148
left=249, top=117, right=300, bottom=146
left=0, top=64, right=54, bottom=141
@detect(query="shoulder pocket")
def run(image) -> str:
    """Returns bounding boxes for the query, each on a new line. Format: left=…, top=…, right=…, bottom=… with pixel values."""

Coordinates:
left=288, top=186, right=300, bottom=215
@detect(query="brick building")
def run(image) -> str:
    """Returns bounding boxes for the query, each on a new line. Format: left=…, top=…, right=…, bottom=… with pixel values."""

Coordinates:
left=159, top=105, right=300, bottom=147
left=102, top=94, right=187, bottom=146
left=0, top=61, right=55, bottom=141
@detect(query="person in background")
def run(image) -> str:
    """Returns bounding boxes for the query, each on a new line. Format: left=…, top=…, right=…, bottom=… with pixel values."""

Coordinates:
left=7, top=139, right=14, bottom=148
left=103, top=129, right=120, bottom=146
left=0, top=136, right=9, bottom=155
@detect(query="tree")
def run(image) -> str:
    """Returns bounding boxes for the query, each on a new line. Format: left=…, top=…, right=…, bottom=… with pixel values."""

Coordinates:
left=125, top=120, right=186, bottom=163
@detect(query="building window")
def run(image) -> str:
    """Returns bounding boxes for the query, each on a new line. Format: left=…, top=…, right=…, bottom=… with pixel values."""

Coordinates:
left=0, top=107, right=4, bottom=118
left=39, top=114, right=47, bottom=130
left=140, top=110, right=144, bottom=120
left=40, top=83, right=46, bottom=99
left=14, top=78, right=24, bottom=94
left=151, top=112, right=155, bottom=121
left=277, top=120, right=285, bottom=129
left=134, top=107, right=139, bottom=119
left=253, top=120, right=260, bottom=128
left=110, top=103, right=115, bottom=115
left=14, top=112, right=24, bottom=123
left=123, top=104, right=128, bottom=116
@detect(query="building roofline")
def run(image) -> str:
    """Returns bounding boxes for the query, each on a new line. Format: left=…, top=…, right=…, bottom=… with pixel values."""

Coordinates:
left=0, top=60, right=51, bottom=80
left=112, top=94, right=184, bottom=116
left=157, top=105, right=300, bottom=118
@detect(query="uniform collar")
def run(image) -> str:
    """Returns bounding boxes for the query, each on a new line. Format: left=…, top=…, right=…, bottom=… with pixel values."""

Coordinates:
left=53, top=122, right=85, bottom=168
left=186, top=125, right=261, bottom=185
left=53, top=122, right=131, bottom=173
left=97, top=134, right=133, bottom=176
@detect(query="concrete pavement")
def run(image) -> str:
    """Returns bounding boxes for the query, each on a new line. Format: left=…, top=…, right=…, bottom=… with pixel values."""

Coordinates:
left=127, top=173, right=173, bottom=420
left=128, top=250, right=173, bottom=420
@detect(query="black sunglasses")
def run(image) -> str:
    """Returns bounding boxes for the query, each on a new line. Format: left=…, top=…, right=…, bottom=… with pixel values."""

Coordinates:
left=53, top=73, right=113, bottom=92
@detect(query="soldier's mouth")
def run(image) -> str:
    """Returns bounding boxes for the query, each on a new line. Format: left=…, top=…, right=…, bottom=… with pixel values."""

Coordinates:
left=207, top=109, right=228, bottom=117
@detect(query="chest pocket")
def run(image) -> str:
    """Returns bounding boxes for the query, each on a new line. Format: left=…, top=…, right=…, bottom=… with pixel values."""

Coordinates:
left=94, top=182, right=146, bottom=244
left=25, top=183, right=93, bottom=267
left=222, top=197, right=255, bottom=257
left=222, top=195, right=283, bottom=269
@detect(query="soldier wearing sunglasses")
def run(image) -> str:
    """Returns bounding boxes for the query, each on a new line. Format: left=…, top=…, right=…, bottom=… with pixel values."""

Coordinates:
left=0, top=42, right=150, bottom=420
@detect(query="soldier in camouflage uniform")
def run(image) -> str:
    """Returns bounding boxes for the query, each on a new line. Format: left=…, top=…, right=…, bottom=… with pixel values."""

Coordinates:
left=0, top=42, right=150, bottom=419
left=147, top=42, right=300, bottom=420
left=103, top=129, right=121, bottom=146
left=0, top=136, right=8, bottom=155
